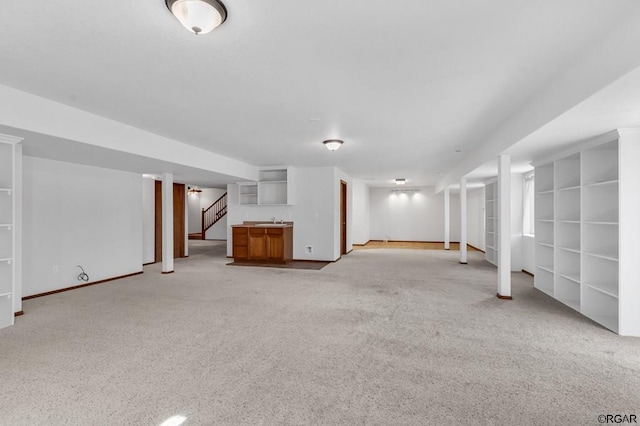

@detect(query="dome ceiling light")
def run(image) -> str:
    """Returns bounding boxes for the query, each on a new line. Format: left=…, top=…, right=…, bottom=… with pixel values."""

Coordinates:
left=323, top=140, right=344, bottom=151
left=166, top=0, right=227, bottom=35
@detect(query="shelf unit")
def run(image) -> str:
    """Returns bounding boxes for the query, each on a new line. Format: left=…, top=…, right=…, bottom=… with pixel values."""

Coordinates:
left=0, top=137, right=18, bottom=330
left=484, top=181, right=498, bottom=266
left=237, top=167, right=294, bottom=206
left=533, top=130, right=640, bottom=336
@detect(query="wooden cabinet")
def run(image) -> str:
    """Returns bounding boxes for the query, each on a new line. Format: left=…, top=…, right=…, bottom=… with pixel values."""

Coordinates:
left=232, top=224, right=293, bottom=263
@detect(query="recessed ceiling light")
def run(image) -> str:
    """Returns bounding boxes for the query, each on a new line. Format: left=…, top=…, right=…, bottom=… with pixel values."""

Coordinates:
left=323, top=139, right=343, bottom=151
left=395, top=178, right=406, bottom=185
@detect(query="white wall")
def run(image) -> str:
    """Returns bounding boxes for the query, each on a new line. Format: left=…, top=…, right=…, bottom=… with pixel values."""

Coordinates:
left=369, top=186, right=461, bottom=242
left=352, top=180, right=370, bottom=245
left=467, top=187, right=485, bottom=251
left=510, top=173, right=524, bottom=271
left=227, top=167, right=345, bottom=261
left=187, top=191, right=201, bottom=234
left=522, top=235, right=535, bottom=274
left=0, top=85, right=258, bottom=182
left=142, top=177, right=155, bottom=264
left=23, top=157, right=143, bottom=296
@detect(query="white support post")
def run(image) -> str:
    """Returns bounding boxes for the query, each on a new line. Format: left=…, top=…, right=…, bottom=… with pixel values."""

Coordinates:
left=162, top=173, right=174, bottom=274
left=444, top=188, right=450, bottom=250
left=459, top=178, right=467, bottom=264
left=497, top=154, right=512, bottom=299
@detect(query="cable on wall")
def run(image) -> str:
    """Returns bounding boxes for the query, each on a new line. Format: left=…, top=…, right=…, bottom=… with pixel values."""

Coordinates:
left=77, top=265, right=89, bottom=282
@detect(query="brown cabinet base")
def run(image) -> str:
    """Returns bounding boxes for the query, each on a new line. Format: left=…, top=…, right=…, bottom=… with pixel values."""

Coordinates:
left=232, top=223, right=293, bottom=263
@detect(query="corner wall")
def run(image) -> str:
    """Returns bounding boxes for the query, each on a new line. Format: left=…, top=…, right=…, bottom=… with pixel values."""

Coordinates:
left=369, top=186, right=461, bottom=242
left=227, top=167, right=342, bottom=261
left=23, top=156, right=143, bottom=296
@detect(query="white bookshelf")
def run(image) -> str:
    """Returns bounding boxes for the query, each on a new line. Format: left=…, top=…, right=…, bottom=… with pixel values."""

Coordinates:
left=237, top=167, right=294, bottom=206
left=238, top=182, right=258, bottom=205
left=533, top=130, right=640, bottom=336
left=534, top=163, right=554, bottom=296
left=484, top=181, right=498, bottom=266
left=0, top=137, right=18, bottom=330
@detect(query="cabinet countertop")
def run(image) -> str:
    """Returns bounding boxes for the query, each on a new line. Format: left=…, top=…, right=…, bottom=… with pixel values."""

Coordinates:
left=232, top=223, right=293, bottom=228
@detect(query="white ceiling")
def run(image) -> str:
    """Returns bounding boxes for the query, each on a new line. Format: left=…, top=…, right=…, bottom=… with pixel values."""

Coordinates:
left=1, top=1, right=640, bottom=187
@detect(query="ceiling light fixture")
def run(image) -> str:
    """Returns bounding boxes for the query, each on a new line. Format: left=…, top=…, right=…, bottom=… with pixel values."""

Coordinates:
left=395, top=178, right=406, bottom=185
left=323, top=139, right=344, bottom=151
left=166, top=0, right=227, bottom=35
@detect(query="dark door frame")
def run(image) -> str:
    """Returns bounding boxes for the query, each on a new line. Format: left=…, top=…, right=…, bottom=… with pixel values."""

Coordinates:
left=340, top=180, right=347, bottom=256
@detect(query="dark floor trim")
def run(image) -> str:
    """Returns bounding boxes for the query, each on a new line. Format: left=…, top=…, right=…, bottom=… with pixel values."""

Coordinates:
left=352, top=241, right=370, bottom=247
left=522, top=269, right=534, bottom=277
left=497, top=293, right=513, bottom=300
left=14, top=310, right=24, bottom=317
left=161, top=271, right=174, bottom=275
left=369, top=239, right=457, bottom=244
left=22, top=271, right=143, bottom=300
left=467, top=244, right=485, bottom=253
left=143, top=262, right=156, bottom=266
left=459, top=261, right=468, bottom=264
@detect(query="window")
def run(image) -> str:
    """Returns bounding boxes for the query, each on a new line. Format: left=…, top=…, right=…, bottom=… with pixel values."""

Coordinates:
left=523, top=171, right=535, bottom=235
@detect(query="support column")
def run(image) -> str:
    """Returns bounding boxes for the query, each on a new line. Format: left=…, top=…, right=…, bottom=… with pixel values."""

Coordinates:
left=444, top=188, right=450, bottom=250
left=162, top=173, right=174, bottom=274
left=459, top=178, right=467, bottom=264
left=497, top=154, right=512, bottom=299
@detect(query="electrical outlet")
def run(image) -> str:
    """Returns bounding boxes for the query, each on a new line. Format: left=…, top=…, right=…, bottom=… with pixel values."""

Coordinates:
left=305, top=246, right=313, bottom=254
left=53, top=265, right=59, bottom=274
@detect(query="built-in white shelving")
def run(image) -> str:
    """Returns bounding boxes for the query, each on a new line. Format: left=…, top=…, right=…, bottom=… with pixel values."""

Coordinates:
left=237, top=167, right=294, bottom=206
left=484, top=181, right=498, bottom=266
left=533, top=131, right=640, bottom=336
left=0, top=137, right=18, bottom=330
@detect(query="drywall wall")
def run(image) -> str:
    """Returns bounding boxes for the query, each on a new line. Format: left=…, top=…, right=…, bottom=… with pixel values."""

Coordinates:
left=142, top=177, right=155, bottom=264
left=510, top=173, right=524, bottom=271
left=370, top=186, right=461, bottom=242
left=352, top=180, right=370, bottom=245
left=227, top=167, right=344, bottom=261
left=0, top=85, right=258, bottom=181
left=522, top=235, right=535, bottom=274
left=467, top=187, right=486, bottom=251
left=187, top=191, right=201, bottom=234
left=23, top=156, right=143, bottom=296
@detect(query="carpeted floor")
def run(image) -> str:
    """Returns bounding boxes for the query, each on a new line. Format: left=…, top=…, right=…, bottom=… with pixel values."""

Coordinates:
left=0, top=241, right=638, bottom=425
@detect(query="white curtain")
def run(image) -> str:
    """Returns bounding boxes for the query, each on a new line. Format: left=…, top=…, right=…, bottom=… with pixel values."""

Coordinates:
left=523, top=171, right=535, bottom=235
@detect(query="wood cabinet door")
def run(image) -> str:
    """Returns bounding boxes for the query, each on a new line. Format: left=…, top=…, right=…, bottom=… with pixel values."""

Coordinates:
left=232, top=228, right=248, bottom=259
left=248, top=228, right=267, bottom=260
left=266, top=229, right=284, bottom=260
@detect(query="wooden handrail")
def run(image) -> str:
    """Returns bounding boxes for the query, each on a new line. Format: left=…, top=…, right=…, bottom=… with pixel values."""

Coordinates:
left=201, top=193, right=227, bottom=239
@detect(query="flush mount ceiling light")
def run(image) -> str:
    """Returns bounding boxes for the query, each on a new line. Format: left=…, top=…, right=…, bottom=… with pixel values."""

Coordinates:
left=323, top=139, right=344, bottom=151
left=166, top=0, right=227, bottom=35
left=395, top=178, right=406, bottom=185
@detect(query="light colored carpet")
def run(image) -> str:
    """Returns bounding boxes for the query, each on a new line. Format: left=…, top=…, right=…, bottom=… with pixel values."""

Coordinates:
left=1, top=241, right=639, bottom=425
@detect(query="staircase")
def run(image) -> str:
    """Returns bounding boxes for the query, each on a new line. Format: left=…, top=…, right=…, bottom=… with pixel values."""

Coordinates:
left=201, top=192, right=227, bottom=239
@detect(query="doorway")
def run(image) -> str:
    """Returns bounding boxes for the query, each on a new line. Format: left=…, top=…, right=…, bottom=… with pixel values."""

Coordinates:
left=154, top=181, right=186, bottom=262
left=340, top=180, right=347, bottom=256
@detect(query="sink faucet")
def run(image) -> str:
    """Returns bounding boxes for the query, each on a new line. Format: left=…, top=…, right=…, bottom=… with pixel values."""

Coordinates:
left=270, top=217, right=276, bottom=223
